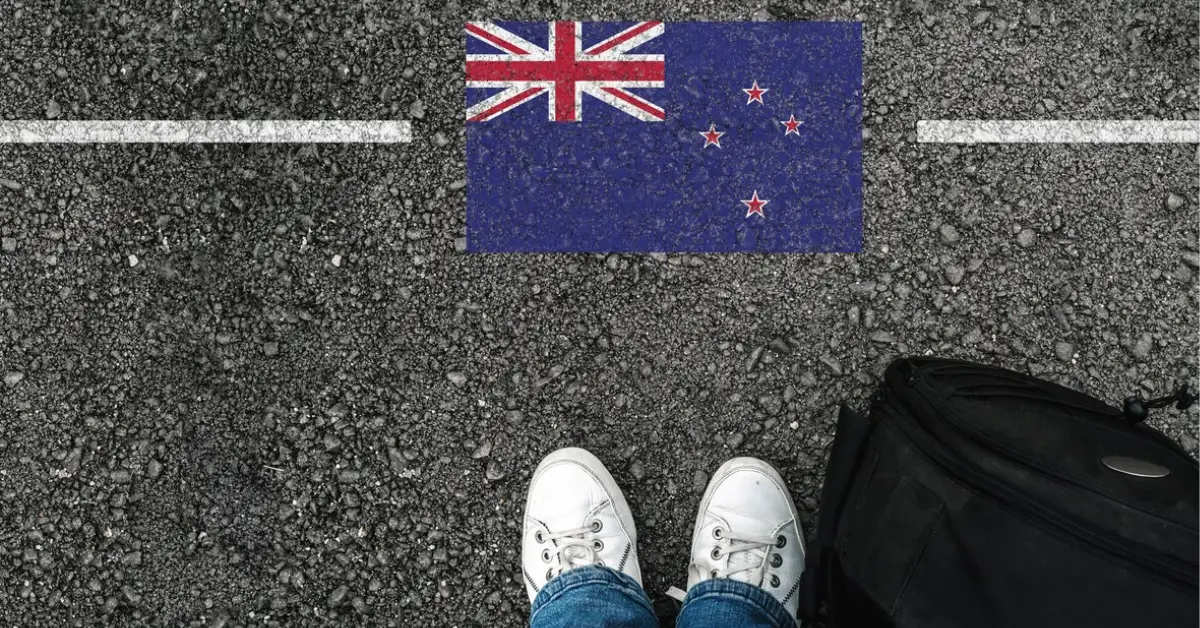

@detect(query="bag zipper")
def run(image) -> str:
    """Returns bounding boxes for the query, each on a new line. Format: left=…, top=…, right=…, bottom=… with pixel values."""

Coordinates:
left=878, top=388, right=1198, bottom=590
left=910, top=374, right=1194, bottom=526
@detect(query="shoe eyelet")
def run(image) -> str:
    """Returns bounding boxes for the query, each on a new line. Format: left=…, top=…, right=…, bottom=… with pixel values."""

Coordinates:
left=546, top=569, right=554, bottom=581
left=592, top=540, right=604, bottom=551
left=541, top=549, right=552, bottom=563
left=590, top=519, right=603, bottom=533
left=534, top=530, right=545, bottom=543
left=710, top=569, right=719, bottom=578
left=770, top=574, right=780, bottom=587
left=710, top=547, right=722, bottom=560
left=770, top=554, right=782, bottom=568
left=775, top=535, right=787, bottom=548
left=597, top=559, right=605, bottom=567
left=712, top=527, right=723, bottom=540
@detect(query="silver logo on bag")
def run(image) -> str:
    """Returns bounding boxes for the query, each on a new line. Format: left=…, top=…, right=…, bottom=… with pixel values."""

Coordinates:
left=1101, top=456, right=1170, bottom=478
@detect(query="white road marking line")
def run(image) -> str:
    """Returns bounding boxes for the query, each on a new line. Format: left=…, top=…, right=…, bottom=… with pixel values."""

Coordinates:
left=0, top=120, right=412, bottom=144
left=917, top=120, right=1199, bottom=144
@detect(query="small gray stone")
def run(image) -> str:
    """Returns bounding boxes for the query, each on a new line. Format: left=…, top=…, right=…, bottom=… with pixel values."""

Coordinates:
left=1179, top=433, right=1198, bottom=454
left=745, top=346, right=764, bottom=372
left=46, top=99, right=61, bottom=118
left=147, top=459, right=164, bottom=479
left=821, top=356, right=844, bottom=376
left=939, top=223, right=960, bottom=244
left=1016, top=229, right=1037, bottom=249
left=1165, top=192, right=1186, bottom=212
left=1182, top=251, right=1200, bottom=270
left=692, top=470, right=708, bottom=492
left=757, top=394, right=783, bottom=416
left=3, top=371, right=23, bottom=387
left=768, top=338, right=791, bottom=354
left=263, top=341, right=279, bottom=357
left=447, top=371, right=467, bottom=387
left=409, top=99, right=425, bottom=120
left=1130, top=333, right=1153, bottom=359
left=1054, top=341, right=1074, bottom=362
left=1, top=237, right=15, bottom=252
left=943, top=264, right=965, bottom=285
left=328, top=584, right=349, bottom=607
left=485, top=461, right=506, bottom=480
left=110, top=469, right=132, bottom=484
left=870, top=330, right=896, bottom=344
left=629, top=460, right=646, bottom=480
left=471, top=441, right=492, bottom=459
left=727, top=432, right=745, bottom=449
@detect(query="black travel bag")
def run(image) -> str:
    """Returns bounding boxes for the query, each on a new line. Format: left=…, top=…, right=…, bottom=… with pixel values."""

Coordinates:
left=799, top=357, right=1199, bottom=627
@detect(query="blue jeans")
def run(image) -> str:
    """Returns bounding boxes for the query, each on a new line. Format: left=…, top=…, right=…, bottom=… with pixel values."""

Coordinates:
left=529, top=565, right=795, bottom=628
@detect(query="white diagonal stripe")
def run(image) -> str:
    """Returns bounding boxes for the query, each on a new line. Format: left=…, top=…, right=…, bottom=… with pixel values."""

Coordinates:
left=465, top=85, right=549, bottom=121
left=0, top=120, right=412, bottom=144
left=583, top=86, right=664, bottom=122
left=583, top=21, right=664, bottom=58
left=917, top=120, right=1200, bottom=144
left=466, top=21, right=547, bottom=55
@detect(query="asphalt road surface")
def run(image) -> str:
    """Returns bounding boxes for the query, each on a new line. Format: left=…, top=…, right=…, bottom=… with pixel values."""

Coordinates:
left=1, top=0, right=1197, bottom=626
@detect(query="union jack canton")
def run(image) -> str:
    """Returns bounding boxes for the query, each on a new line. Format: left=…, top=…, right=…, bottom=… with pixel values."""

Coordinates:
left=465, top=21, right=666, bottom=122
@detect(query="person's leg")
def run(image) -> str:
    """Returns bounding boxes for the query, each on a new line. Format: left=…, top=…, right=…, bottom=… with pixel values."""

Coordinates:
left=523, top=447, right=657, bottom=628
left=671, top=457, right=806, bottom=628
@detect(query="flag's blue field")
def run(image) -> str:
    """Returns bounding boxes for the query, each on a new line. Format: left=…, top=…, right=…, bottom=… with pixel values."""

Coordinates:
left=466, top=21, right=863, bottom=253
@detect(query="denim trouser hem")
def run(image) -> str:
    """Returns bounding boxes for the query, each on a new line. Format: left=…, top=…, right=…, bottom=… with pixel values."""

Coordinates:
left=530, top=565, right=656, bottom=627
left=678, top=576, right=796, bottom=628
left=529, top=565, right=796, bottom=628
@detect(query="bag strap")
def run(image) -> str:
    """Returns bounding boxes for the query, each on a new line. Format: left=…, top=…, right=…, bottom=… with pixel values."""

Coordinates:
left=799, top=403, right=875, bottom=623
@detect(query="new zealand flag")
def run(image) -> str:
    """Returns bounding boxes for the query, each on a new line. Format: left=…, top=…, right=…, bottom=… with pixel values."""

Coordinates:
left=465, top=21, right=863, bottom=253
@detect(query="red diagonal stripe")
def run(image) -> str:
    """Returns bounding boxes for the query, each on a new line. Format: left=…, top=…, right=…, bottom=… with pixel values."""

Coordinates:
left=465, top=23, right=531, bottom=55
left=586, top=21, right=661, bottom=56
left=600, top=87, right=664, bottom=120
left=468, top=87, right=545, bottom=121
left=465, top=60, right=664, bottom=82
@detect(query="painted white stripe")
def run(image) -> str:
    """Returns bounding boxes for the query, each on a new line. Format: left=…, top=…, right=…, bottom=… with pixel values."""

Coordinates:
left=0, top=120, right=412, bottom=144
left=917, top=120, right=1199, bottom=144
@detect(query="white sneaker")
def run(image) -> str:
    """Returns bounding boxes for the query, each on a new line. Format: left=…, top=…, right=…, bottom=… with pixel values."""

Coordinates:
left=674, top=457, right=805, bottom=619
left=521, top=447, right=642, bottom=602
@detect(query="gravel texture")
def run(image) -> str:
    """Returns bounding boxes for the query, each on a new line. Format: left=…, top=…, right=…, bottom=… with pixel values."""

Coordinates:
left=0, top=0, right=1197, bottom=626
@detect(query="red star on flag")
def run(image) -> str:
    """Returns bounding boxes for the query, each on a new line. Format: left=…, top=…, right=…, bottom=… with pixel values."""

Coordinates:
left=742, top=80, right=768, bottom=105
left=699, top=123, right=725, bottom=148
left=741, top=190, right=769, bottom=218
left=780, top=114, right=803, bottom=136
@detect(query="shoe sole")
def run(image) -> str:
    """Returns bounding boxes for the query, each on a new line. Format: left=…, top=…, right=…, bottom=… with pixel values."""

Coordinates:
left=692, top=457, right=804, bottom=553
left=527, top=447, right=638, bottom=544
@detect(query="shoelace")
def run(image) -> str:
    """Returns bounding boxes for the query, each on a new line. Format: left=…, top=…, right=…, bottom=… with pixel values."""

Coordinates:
left=543, top=523, right=601, bottom=578
left=665, top=529, right=778, bottom=602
